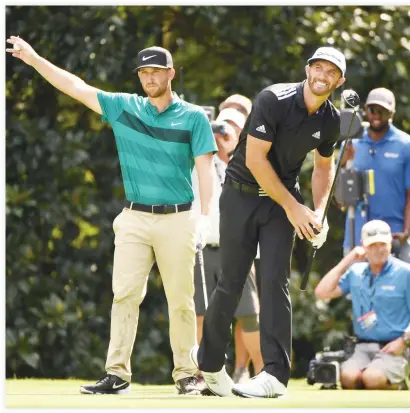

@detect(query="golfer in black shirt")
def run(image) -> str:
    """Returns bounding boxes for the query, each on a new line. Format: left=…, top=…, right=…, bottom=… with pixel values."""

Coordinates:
left=189, top=47, right=347, bottom=398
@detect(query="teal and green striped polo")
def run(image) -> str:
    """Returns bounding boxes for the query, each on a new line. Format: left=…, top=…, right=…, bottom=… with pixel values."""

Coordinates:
left=97, top=91, right=217, bottom=205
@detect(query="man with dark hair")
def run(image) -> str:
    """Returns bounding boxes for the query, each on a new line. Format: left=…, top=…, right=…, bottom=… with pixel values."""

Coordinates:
left=190, top=46, right=346, bottom=398
left=7, top=37, right=217, bottom=395
left=315, top=220, right=410, bottom=390
left=341, top=88, right=410, bottom=258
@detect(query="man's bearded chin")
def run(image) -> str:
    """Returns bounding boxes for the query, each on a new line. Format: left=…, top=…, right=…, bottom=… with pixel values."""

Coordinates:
left=369, top=122, right=390, bottom=133
left=143, top=85, right=166, bottom=98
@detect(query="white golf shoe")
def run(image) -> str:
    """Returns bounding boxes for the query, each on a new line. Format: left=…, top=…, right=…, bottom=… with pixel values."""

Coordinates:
left=189, top=346, right=235, bottom=397
left=232, top=371, right=287, bottom=398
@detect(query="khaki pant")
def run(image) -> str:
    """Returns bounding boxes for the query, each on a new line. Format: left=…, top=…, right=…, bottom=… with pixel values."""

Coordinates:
left=341, top=342, right=409, bottom=384
left=105, top=207, right=198, bottom=382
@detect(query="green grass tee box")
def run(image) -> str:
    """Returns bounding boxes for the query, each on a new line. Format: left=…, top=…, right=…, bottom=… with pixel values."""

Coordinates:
left=5, top=378, right=410, bottom=408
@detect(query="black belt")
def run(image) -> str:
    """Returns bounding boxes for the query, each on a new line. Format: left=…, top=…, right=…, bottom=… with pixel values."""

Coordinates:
left=126, top=201, right=192, bottom=214
left=225, top=177, right=260, bottom=194
left=357, top=339, right=390, bottom=347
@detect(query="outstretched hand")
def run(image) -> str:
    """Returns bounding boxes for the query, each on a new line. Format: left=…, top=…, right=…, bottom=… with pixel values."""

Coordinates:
left=6, top=36, right=39, bottom=66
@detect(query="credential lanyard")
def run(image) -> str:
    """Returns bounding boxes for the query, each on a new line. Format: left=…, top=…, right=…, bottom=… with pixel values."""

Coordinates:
left=359, top=270, right=378, bottom=316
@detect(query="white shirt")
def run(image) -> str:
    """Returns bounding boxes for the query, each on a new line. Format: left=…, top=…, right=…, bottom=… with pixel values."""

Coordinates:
left=192, top=154, right=260, bottom=255
left=192, top=154, right=226, bottom=246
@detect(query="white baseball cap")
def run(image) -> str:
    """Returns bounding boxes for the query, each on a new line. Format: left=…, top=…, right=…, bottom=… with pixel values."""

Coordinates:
left=365, top=88, right=396, bottom=113
left=219, top=94, right=252, bottom=116
left=361, top=220, right=392, bottom=247
left=307, top=47, right=346, bottom=76
left=216, top=108, right=246, bottom=129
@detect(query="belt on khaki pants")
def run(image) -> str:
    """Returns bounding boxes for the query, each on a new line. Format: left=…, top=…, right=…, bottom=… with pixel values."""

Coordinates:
left=126, top=201, right=192, bottom=214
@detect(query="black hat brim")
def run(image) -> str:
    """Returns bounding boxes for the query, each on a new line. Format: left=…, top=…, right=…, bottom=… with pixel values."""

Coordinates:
left=132, top=64, right=171, bottom=72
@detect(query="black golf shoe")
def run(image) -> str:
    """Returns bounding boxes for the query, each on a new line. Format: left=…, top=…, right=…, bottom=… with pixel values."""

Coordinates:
left=80, top=374, right=130, bottom=394
left=175, top=375, right=206, bottom=395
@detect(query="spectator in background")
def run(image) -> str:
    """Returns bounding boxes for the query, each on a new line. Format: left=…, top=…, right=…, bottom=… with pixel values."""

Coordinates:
left=315, top=220, right=410, bottom=390
left=192, top=101, right=264, bottom=385
left=342, top=88, right=410, bottom=259
left=217, top=94, right=263, bottom=383
left=219, top=93, right=253, bottom=117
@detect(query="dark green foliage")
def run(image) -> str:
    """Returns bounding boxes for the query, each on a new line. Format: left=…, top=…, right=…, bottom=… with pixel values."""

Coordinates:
left=6, top=5, right=410, bottom=382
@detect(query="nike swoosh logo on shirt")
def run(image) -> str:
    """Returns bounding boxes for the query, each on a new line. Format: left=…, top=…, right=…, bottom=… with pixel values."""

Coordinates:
left=112, top=382, right=128, bottom=389
left=171, top=122, right=182, bottom=126
left=142, top=55, right=157, bottom=61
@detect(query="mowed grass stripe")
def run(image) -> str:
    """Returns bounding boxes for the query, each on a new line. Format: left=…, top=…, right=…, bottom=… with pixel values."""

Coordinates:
left=6, top=379, right=410, bottom=408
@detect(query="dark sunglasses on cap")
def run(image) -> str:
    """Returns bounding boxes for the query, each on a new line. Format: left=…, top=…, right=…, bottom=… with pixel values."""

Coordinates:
left=366, top=105, right=391, bottom=117
left=364, top=229, right=391, bottom=237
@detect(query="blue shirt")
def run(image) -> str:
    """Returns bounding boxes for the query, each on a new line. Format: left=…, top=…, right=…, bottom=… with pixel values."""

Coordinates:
left=338, top=256, right=410, bottom=341
left=343, top=125, right=410, bottom=250
left=97, top=91, right=217, bottom=205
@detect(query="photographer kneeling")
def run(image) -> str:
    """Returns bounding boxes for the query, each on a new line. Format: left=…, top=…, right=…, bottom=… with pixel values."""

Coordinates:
left=315, top=220, right=410, bottom=390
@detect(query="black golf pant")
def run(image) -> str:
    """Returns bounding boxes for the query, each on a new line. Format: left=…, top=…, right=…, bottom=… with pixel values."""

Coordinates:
left=198, top=184, right=296, bottom=386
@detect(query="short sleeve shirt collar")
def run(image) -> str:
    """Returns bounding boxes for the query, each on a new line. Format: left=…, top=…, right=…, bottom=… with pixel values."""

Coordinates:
left=295, top=80, right=327, bottom=115
left=146, top=92, right=181, bottom=115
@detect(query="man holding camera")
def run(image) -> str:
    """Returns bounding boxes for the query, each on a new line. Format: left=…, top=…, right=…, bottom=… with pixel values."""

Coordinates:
left=192, top=104, right=264, bottom=385
left=218, top=95, right=263, bottom=384
left=342, top=88, right=410, bottom=258
left=315, top=220, right=410, bottom=390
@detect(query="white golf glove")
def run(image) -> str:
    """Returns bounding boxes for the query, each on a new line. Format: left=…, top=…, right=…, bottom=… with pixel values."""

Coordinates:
left=196, top=215, right=211, bottom=250
left=310, top=217, right=329, bottom=249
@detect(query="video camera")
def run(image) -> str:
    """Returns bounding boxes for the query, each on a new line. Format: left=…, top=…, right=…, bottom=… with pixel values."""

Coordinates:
left=306, top=336, right=356, bottom=389
left=211, top=120, right=229, bottom=136
left=334, top=169, right=375, bottom=207
left=306, top=349, right=346, bottom=389
left=334, top=109, right=375, bottom=208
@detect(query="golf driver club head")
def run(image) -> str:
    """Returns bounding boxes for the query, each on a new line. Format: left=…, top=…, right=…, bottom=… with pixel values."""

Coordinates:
left=341, top=89, right=360, bottom=110
left=339, top=108, right=364, bottom=141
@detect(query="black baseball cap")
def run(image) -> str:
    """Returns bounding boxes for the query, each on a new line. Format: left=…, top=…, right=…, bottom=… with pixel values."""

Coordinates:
left=133, top=46, right=173, bottom=71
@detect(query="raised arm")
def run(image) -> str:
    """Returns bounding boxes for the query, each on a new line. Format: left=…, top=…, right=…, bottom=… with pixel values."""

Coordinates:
left=6, top=35, right=102, bottom=114
left=315, top=246, right=365, bottom=299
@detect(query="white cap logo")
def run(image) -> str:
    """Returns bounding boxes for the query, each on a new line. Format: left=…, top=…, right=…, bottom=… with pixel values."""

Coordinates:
left=308, top=47, right=346, bottom=76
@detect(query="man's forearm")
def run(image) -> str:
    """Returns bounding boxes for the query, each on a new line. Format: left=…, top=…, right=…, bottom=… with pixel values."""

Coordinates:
left=31, top=55, right=87, bottom=101
left=197, top=164, right=215, bottom=216
left=247, top=156, right=296, bottom=211
left=312, top=163, right=335, bottom=213
left=315, top=253, right=353, bottom=298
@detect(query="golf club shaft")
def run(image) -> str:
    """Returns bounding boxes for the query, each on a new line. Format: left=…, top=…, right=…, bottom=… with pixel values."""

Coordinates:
left=300, top=107, right=359, bottom=291
left=197, top=248, right=208, bottom=309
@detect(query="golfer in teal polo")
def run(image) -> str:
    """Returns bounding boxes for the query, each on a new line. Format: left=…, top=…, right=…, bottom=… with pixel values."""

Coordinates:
left=7, top=36, right=217, bottom=395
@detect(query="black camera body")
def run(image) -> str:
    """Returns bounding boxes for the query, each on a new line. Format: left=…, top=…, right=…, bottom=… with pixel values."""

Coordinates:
left=211, top=121, right=227, bottom=136
left=307, top=350, right=346, bottom=388
left=334, top=168, right=375, bottom=207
